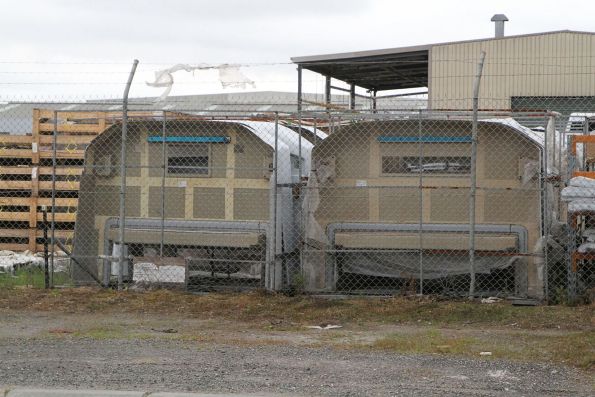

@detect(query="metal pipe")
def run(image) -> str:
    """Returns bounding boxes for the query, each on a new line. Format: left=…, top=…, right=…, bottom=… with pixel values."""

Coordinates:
left=491, top=14, right=508, bottom=38
left=50, top=110, right=57, bottom=288
left=330, top=85, right=369, bottom=99
left=297, top=65, right=303, bottom=185
left=469, top=51, right=486, bottom=299
left=160, top=111, right=166, bottom=257
left=543, top=114, right=550, bottom=302
left=118, top=59, right=139, bottom=290
left=349, top=84, right=356, bottom=110
left=271, top=113, right=279, bottom=290
left=418, top=110, right=424, bottom=295
left=327, top=223, right=528, bottom=252
left=104, top=217, right=268, bottom=238
left=297, top=65, right=303, bottom=114
left=42, top=206, right=49, bottom=289
left=57, top=239, right=103, bottom=285
left=375, top=91, right=428, bottom=99
left=325, top=76, right=331, bottom=107
left=372, top=89, right=377, bottom=114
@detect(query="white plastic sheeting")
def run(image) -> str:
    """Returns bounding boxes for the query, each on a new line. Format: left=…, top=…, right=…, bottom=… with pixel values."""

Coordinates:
left=577, top=243, right=595, bottom=253
left=561, top=186, right=592, bottom=201
left=584, top=228, right=595, bottom=242
left=147, top=64, right=255, bottom=101
left=561, top=177, right=595, bottom=202
left=563, top=177, right=595, bottom=213
left=568, top=199, right=595, bottom=213
left=569, top=176, right=595, bottom=188
left=133, top=262, right=186, bottom=283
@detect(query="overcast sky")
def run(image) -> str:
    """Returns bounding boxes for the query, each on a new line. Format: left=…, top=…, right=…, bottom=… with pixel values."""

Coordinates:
left=1, top=0, right=593, bottom=100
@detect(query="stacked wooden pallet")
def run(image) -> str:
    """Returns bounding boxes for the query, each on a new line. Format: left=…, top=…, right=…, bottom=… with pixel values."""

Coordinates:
left=0, top=109, right=206, bottom=252
left=0, top=109, right=110, bottom=252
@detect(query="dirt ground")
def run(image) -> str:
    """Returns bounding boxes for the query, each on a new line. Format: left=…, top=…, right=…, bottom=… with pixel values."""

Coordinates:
left=0, top=288, right=593, bottom=396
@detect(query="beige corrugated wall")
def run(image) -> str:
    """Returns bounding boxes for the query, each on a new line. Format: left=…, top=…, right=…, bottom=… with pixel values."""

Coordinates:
left=429, top=32, right=595, bottom=110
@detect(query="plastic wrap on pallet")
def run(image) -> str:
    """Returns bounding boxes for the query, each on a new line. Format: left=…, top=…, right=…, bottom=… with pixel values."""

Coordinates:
left=568, top=176, right=595, bottom=188
left=568, top=199, right=595, bottom=212
left=584, top=228, right=595, bottom=242
left=561, top=186, right=595, bottom=202
left=577, top=242, right=595, bottom=253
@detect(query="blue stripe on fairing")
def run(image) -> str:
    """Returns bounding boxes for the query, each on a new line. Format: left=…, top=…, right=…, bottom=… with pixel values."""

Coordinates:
left=377, top=136, right=472, bottom=143
left=147, top=136, right=230, bottom=143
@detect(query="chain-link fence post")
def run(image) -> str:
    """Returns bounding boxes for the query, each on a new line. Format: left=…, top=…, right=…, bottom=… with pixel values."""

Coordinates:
left=469, top=51, right=486, bottom=298
left=543, top=113, right=550, bottom=302
left=118, top=59, right=139, bottom=290
left=417, top=109, right=424, bottom=295
left=160, top=111, right=167, bottom=258
left=50, top=110, right=58, bottom=288
left=272, top=112, right=280, bottom=290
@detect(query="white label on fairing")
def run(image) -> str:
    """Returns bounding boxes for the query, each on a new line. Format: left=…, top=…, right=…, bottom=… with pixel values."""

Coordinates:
left=32, top=142, right=38, bottom=153
left=356, top=180, right=367, bottom=187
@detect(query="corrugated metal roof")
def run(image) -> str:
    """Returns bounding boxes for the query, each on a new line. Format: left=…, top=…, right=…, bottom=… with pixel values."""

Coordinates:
left=291, top=30, right=595, bottom=63
left=0, top=92, right=427, bottom=135
left=291, top=30, right=595, bottom=91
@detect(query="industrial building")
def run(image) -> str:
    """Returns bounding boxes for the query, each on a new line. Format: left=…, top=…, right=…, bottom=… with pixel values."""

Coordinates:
left=292, top=16, right=595, bottom=118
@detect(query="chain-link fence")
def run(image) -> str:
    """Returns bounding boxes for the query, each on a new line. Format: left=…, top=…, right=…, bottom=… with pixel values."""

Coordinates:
left=0, top=55, right=593, bottom=303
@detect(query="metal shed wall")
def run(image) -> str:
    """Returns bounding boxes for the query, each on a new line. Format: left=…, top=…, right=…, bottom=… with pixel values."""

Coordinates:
left=429, top=31, right=595, bottom=110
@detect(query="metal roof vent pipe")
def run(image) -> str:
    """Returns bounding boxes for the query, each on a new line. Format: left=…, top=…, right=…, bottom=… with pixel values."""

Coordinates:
left=491, top=14, right=509, bottom=38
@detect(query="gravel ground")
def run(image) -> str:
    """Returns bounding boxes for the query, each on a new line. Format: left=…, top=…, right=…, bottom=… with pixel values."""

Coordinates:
left=0, top=337, right=592, bottom=396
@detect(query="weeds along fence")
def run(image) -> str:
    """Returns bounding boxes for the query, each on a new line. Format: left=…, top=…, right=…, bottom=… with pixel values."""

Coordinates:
left=0, top=57, right=593, bottom=303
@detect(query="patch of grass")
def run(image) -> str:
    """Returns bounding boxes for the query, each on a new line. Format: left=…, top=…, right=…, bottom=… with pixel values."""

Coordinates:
left=71, top=326, right=156, bottom=341
left=0, top=288, right=593, bottom=332
left=491, top=331, right=595, bottom=370
left=372, top=329, right=476, bottom=355
left=0, top=268, right=71, bottom=289
left=73, top=326, right=126, bottom=340
left=366, top=329, right=594, bottom=370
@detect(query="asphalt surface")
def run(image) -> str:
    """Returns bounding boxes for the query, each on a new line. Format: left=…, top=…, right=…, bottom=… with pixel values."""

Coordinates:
left=1, top=388, right=283, bottom=397
left=0, top=337, right=592, bottom=396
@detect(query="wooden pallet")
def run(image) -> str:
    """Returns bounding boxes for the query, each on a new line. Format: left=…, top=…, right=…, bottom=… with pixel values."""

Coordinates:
left=0, top=109, right=111, bottom=251
left=0, top=109, right=199, bottom=252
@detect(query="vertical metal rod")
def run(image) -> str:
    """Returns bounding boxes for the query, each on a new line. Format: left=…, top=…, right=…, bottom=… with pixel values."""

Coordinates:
left=543, top=113, right=550, bottom=302
left=469, top=51, right=486, bottom=299
left=325, top=76, right=331, bottom=108
left=297, top=65, right=303, bottom=114
left=295, top=66, right=303, bottom=288
left=297, top=65, right=303, bottom=180
left=272, top=113, right=279, bottom=290
left=349, top=84, right=356, bottom=110
left=558, top=116, right=563, bottom=176
left=160, top=111, right=166, bottom=257
left=418, top=109, right=424, bottom=295
left=50, top=111, right=57, bottom=288
left=42, top=206, right=49, bottom=289
left=372, top=89, right=377, bottom=114
left=118, top=59, right=139, bottom=290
